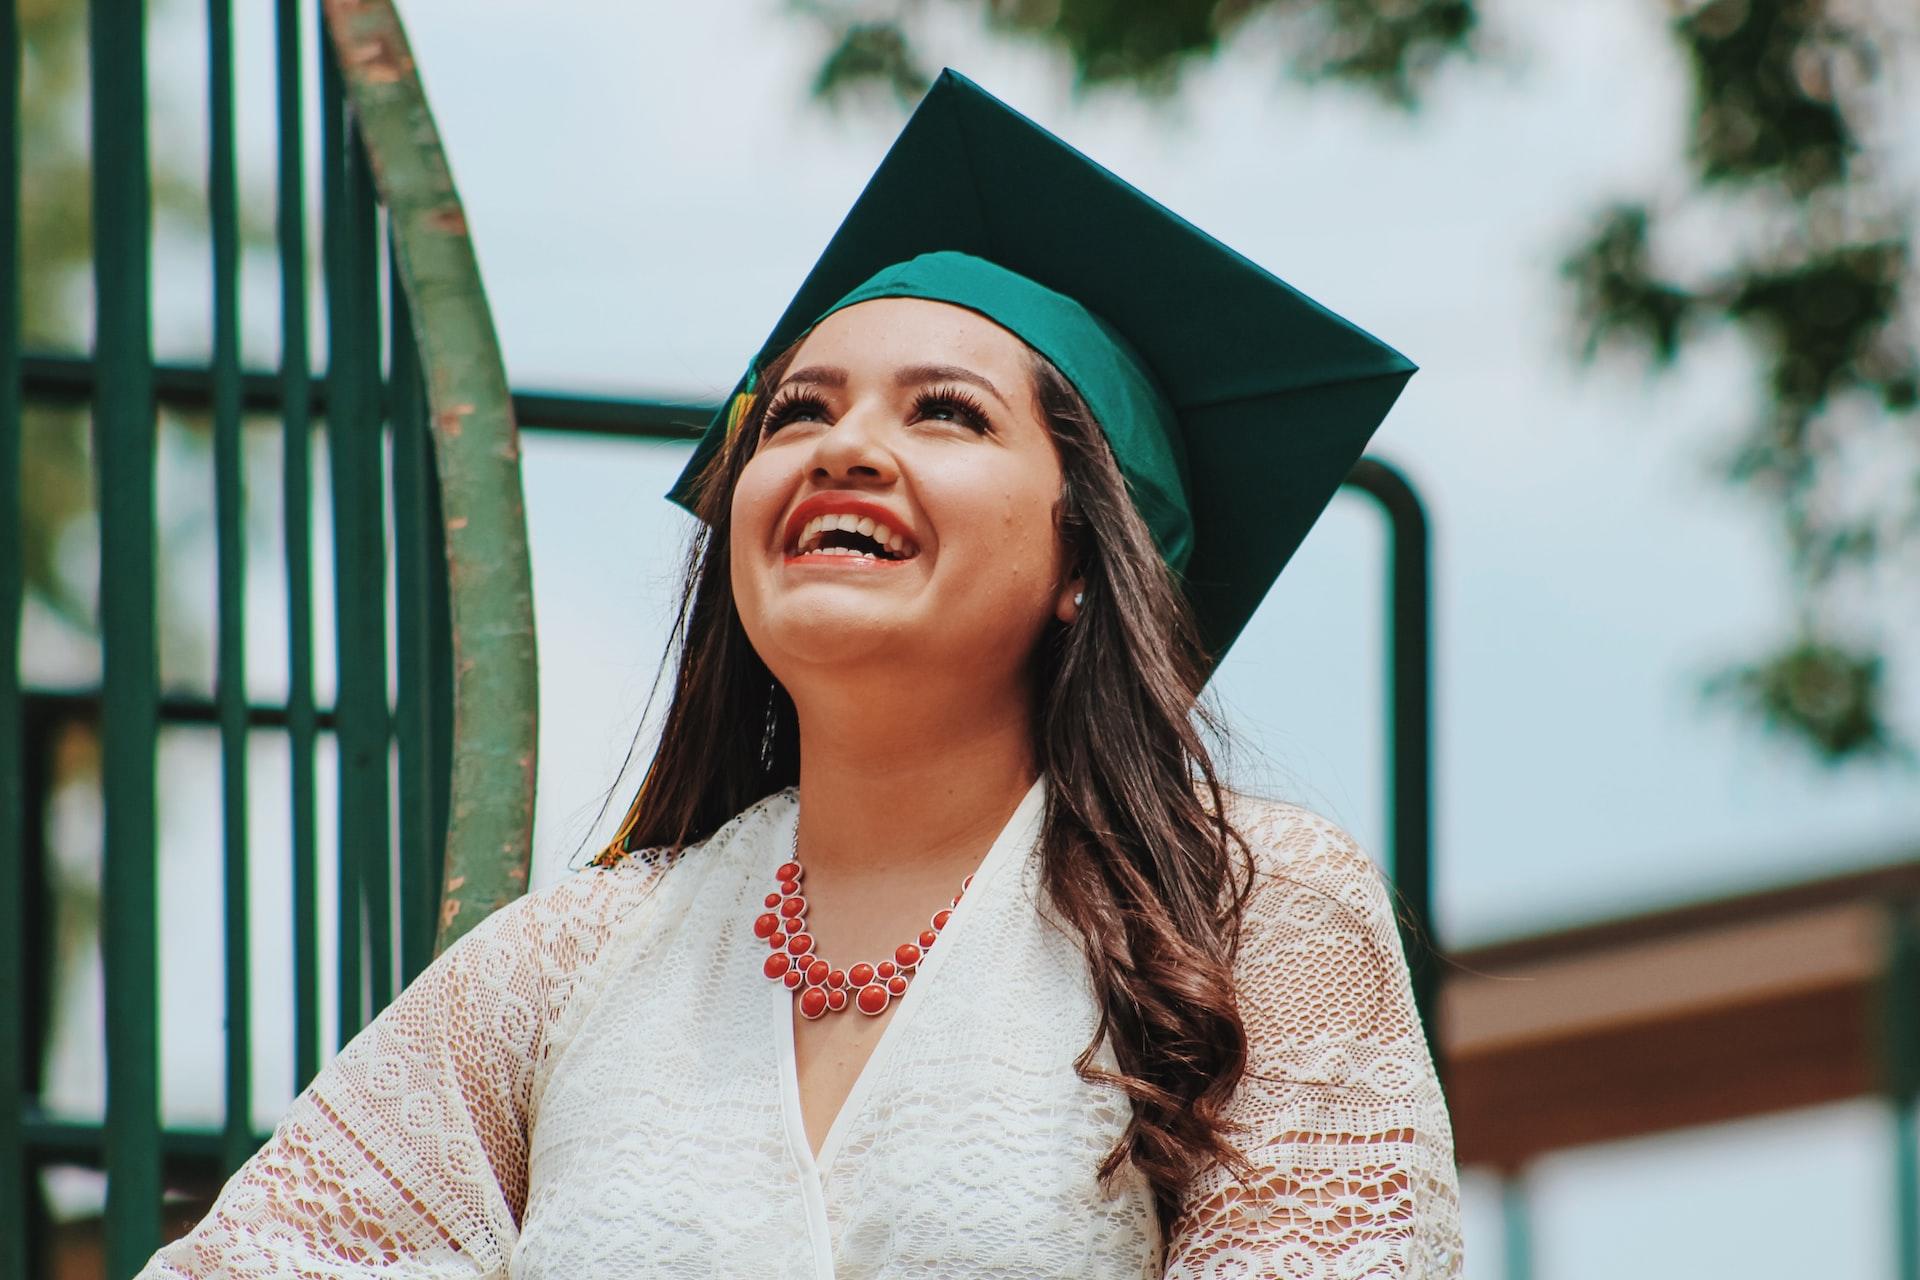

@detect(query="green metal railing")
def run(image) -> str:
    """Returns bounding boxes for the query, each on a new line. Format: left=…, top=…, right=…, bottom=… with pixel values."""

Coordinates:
left=2, top=0, right=541, bottom=1272
left=0, top=3, right=23, bottom=1278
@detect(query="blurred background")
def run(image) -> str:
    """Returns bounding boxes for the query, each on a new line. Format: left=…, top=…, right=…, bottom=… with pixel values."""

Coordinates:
left=6, top=0, right=1920, bottom=1275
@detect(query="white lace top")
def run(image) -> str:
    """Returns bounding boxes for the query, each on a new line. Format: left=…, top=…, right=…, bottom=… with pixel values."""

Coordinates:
left=140, top=780, right=1462, bottom=1278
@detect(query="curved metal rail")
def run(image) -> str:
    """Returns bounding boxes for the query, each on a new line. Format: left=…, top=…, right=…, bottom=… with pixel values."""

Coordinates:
left=322, top=0, right=537, bottom=952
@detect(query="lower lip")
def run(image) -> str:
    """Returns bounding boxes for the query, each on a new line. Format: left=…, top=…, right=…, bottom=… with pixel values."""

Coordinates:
left=781, top=552, right=915, bottom=569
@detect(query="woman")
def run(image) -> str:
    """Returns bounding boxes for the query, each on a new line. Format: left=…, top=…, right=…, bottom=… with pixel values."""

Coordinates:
left=144, top=72, right=1461, bottom=1278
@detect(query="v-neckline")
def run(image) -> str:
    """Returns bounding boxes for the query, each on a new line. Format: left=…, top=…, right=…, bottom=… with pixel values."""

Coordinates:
left=771, top=777, right=1047, bottom=1177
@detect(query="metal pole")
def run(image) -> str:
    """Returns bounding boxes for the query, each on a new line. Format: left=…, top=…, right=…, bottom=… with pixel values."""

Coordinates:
left=1887, top=905, right=1920, bottom=1280
left=1501, top=1170, right=1534, bottom=1280
left=0, top=0, right=28, bottom=1270
left=90, top=0, right=163, bottom=1268
left=389, top=245, right=447, bottom=987
left=1344, top=457, right=1440, bottom=1072
left=321, top=41, right=393, bottom=1043
left=208, top=0, right=255, bottom=1178
left=277, top=0, right=323, bottom=1095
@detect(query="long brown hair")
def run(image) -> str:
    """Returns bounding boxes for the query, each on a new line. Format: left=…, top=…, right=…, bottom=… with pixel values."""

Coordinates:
left=604, top=338, right=1261, bottom=1227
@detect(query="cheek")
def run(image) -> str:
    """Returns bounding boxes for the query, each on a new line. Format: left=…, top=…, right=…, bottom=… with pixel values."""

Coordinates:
left=728, top=457, right=783, bottom=595
left=930, top=469, right=1065, bottom=596
left=730, top=453, right=780, bottom=532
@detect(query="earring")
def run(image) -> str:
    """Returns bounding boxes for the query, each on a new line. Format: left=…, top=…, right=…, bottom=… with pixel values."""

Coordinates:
left=1073, top=590, right=1084, bottom=608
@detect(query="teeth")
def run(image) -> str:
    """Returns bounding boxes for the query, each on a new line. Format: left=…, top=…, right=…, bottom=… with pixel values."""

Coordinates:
left=790, top=509, right=919, bottom=558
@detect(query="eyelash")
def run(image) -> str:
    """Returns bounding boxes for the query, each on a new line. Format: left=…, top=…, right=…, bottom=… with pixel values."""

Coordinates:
left=759, top=386, right=993, bottom=436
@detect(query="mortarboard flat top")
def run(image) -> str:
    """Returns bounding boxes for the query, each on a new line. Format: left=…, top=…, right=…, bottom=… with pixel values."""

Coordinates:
left=669, top=68, right=1415, bottom=662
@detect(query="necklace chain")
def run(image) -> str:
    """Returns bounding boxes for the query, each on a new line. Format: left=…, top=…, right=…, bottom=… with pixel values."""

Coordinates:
left=757, top=825, right=970, bottom=1019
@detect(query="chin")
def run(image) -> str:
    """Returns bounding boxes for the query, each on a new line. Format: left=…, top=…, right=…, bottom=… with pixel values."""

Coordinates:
left=751, top=595, right=918, bottom=671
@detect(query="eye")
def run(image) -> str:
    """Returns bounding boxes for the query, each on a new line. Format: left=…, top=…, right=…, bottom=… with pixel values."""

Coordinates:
left=911, top=386, right=992, bottom=434
left=761, top=391, right=831, bottom=435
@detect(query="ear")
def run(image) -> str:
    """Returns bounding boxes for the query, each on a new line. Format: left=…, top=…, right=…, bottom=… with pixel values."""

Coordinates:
left=1054, top=573, right=1085, bottom=625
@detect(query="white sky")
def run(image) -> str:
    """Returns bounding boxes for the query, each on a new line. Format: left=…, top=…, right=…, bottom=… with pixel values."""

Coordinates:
left=30, top=0, right=1920, bottom=1271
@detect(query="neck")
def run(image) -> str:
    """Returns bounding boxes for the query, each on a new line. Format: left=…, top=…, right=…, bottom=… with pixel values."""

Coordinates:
left=788, top=676, right=1039, bottom=876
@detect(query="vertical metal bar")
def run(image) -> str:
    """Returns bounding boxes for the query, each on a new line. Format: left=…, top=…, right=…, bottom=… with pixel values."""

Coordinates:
left=323, top=45, right=392, bottom=1039
left=389, top=244, right=440, bottom=986
left=278, top=0, right=321, bottom=1092
left=90, top=0, right=163, bottom=1270
left=1500, top=1170, right=1533, bottom=1280
left=208, top=0, right=253, bottom=1175
left=1346, top=459, right=1439, bottom=1072
left=1886, top=905, right=1920, bottom=1280
left=426, top=442, right=452, bottom=943
left=0, top=0, right=27, bottom=1271
left=1899, top=1097, right=1919, bottom=1280
left=348, top=140, right=392, bottom=1017
left=320, top=44, right=360, bottom=1043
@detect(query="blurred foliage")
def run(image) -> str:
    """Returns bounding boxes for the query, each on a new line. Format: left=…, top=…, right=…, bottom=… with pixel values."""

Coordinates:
left=1701, top=635, right=1908, bottom=764
left=1559, top=0, right=1917, bottom=764
left=800, top=0, right=1918, bottom=765
left=802, top=0, right=1480, bottom=105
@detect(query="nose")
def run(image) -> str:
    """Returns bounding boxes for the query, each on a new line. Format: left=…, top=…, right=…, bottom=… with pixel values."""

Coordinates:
left=803, top=397, right=898, bottom=488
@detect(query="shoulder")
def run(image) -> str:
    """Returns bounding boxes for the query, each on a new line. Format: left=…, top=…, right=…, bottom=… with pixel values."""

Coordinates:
left=501, top=848, right=675, bottom=942
left=581, top=787, right=799, bottom=875
left=492, top=787, right=801, bottom=967
left=432, top=849, right=679, bottom=1016
left=1212, top=790, right=1420, bottom=1049
left=1218, top=789, right=1388, bottom=904
left=1212, top=788, right=1403, bottom=961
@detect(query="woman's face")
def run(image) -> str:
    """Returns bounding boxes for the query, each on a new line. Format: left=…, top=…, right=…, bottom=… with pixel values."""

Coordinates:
left=730, top=297, right=1078, bottom=695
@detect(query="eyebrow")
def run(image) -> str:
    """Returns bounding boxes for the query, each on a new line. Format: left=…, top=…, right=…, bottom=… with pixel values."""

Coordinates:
left=775, top=362, right=1011, bottom=411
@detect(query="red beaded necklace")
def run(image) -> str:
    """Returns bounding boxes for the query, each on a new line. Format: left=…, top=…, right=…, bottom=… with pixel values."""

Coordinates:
left=756, top=835, right=971, bottom=1020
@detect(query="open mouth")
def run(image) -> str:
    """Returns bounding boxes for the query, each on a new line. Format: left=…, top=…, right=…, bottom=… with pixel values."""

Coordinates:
left=787, top=510, right=919, bottom=562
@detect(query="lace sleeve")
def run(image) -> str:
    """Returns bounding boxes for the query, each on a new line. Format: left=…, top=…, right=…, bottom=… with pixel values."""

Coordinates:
left=137, top=862, right=661, bottom=1279
left=1163, top=798, right=1463, bottom=1280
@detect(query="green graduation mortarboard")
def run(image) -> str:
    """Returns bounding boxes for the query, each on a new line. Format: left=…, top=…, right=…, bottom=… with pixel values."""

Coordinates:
left=668, top=69, right=1416, bottom=661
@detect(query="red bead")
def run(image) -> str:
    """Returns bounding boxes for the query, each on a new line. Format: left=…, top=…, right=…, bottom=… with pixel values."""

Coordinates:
left=754, top=913, right=780, bottom=939
left=779, top=896, right=807, bottom=919
left=826, top=987, right=848, bottom=1012
left=918, top=929, right=939, bottom=949
left=886, top=975, right=908, bottom=996
left=855, top=983, right=889, bottom=1015
left=782, top=916, right=805, bottom=935
left=895, top=943, right=922, bottom=970
left=777, top=861, right=802, bottom=883
left=962, top=873, right=974, bottom=890
left=877, top=961, right=896, bottom=980
left=780, top=880, right=801, bottom=897
left=764, top=893, right=781, bottom=908
left=827, top=969, right=847, bottom=990
left=799, top=987, right=829, bottom=1019
left=786, top=932, right=814, bottom=957
left=848, top=962, right=875, bottom=987
left=763, top=952, right=791, bottom=980
left=932, top=909, right=952, bottom=931
left=806, top=959, right=830, bottom=987
left=951, top=894, right=962, bottom=907
left=768, top=932, right=785, bottom=951
left=783, top=969, right=803, bottom=989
